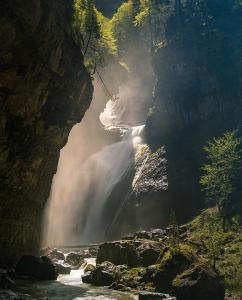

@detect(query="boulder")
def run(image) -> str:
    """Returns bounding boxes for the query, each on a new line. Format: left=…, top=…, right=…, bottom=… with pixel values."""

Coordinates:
left=47, top=249, right=65, bottom=261
left=54, top=262, right=71, bottom=275
left=65, top=252, right=83, bottom=268
left=97, top=241, right=140, bottom=267
left=154, top=247, right=195, bottom=292
left=15, top=255, right=58, bottom=280
left=85, top=261, right=121, bottom=286
left=172, top=265, right=225, bottom=300
left=82, top=271, right=92, bottom=284
left=137, top=241, right=161, bottom=266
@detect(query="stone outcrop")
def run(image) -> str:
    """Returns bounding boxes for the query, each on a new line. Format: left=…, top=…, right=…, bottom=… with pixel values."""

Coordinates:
left=97, top=241, right=141, bottom=268
left=146, top=0, right=242, bottom=223
left=0, top=0, right=93, bottom=266
left=15, top=255, right=58, bottom=280
left=90, top=232, right=225, bottom=300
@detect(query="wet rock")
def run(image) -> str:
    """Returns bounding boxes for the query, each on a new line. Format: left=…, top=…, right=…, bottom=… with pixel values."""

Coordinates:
left=54, top=262, right=71, bottom=275
left=117, top=267, right=146, bottom=289
left=65, top=252, right=83, bottom=268
left=15, top=255, right=58, bottom=280
left=82, top=271, right=92, bottom=284
left=84, top=264, right=95, bottom=273
left=47, top=249, right=65, bottom=261
left=172, top=265, right=225, bottom=300
left=97, top=241, right=141, bottom=267
left=138, top=291, right=173, bottom=300
left=86, top=261, right=121, bottom=286
left=79, top=249, right=92, bottom=260
left=88, top=247, right=98, bottom=257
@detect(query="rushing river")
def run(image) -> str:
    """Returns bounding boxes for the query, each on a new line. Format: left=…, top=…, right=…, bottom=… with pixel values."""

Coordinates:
left=16, top=256, right=137, bottom=300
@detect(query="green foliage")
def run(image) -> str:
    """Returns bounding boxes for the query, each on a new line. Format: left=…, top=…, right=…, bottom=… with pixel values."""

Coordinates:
left=188, top=208, right=242, bottom=295
left=72, top=0, right=117, bottom=71
left=134, top=0, right=173, bottom=47
left=111, top=1, right=136, bottom=56
left=200, top=131, right=242, bottom=228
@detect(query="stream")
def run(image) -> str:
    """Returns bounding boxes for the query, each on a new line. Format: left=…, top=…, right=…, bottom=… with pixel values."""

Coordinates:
left=16, top=253, right=137, bottom=300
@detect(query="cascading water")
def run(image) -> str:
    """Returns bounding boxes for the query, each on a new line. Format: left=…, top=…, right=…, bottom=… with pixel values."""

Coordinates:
left=44, top=86, right=146, bottom=246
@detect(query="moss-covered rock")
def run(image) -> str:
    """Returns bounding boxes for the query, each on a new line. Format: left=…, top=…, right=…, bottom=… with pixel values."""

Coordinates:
left=154, top=245, right=197, bottom=292
left=172, top=264, right=225, bottom=300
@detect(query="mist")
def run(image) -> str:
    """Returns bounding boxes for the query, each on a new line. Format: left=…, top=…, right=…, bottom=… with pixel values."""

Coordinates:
left=42, top=48, right=154, bottom=247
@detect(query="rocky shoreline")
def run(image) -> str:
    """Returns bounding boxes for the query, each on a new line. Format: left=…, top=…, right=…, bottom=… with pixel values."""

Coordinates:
left=0, top=227, right=241, bottom=300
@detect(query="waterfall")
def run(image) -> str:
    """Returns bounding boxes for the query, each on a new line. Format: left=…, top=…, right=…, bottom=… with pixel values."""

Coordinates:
left=43, top=90, right=146, bottom=246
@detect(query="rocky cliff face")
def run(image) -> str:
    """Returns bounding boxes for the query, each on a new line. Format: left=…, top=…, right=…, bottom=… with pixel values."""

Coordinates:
left=0, top=0, right=93, bottom=266
left=146, top=0, right=242, bottom=222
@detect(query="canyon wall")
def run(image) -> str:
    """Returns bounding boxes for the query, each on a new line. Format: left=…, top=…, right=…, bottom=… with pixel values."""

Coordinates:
left=0, top=0, right=93, bottom=266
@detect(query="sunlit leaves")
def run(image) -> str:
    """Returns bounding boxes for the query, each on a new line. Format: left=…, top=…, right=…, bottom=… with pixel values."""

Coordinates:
left=200, top=131, right=242, bottom=226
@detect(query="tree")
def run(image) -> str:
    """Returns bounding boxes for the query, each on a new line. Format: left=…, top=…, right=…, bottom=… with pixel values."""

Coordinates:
left=200, top=131, right=242, bottom=229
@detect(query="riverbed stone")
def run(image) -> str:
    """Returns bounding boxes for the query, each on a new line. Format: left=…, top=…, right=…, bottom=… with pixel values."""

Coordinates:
left=15, top=255, right=58, bottom=280
left=88, top=261, right=121, bottom=286
left=54, top=262, right=71, bottom=275
left=65, top=252, right=83, bottom=268
left=47, top=249, right=65, bottom=261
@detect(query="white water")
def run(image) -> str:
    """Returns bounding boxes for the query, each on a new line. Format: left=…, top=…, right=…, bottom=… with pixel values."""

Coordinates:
left=17, top=255, right=137, bottom=300
left=44, top=91, right=145, bottom=246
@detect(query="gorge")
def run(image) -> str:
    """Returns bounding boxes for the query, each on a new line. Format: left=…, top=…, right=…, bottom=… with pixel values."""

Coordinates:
left=0, top=0, right=242, bottom=299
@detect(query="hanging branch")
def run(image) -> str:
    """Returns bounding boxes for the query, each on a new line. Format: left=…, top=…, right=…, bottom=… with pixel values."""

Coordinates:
left=96, top=69, right=118, bottom=101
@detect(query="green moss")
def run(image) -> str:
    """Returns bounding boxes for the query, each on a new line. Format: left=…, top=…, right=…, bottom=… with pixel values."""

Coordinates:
left=186, top=208, right=242, bottom=295
left=122, top=267, right=146, bottom=279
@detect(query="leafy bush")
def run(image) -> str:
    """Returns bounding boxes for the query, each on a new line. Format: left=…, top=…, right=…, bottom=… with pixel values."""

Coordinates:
left=200, top=131, right=242, bottom=229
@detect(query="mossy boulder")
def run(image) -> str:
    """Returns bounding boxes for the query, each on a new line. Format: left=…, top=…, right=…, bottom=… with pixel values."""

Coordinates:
left=84, top=263, right=96, bottom=273
left=97, top=241, right=141, bottom=267
left=154, top=245, right=196, bottom=292
left=172, top=264, right=225, bottom=300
